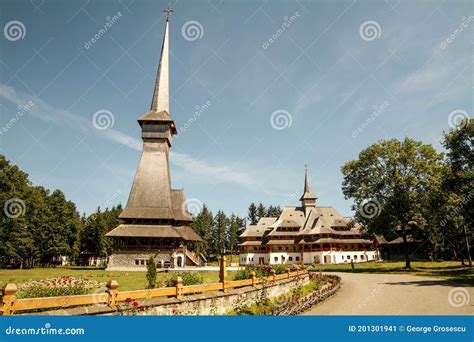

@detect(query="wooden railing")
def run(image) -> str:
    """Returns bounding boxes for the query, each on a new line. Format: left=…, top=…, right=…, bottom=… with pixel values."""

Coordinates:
left=1, top=269, right=308, bottom=315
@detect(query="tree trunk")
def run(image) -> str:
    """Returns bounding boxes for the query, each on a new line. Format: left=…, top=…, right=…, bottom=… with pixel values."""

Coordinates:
left=402, top=228, right=411, bottom=269
left=463, top=224, right=472, bottom=267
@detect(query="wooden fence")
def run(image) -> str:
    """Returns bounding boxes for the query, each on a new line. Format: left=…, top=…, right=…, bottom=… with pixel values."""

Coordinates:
left=1, top=269, right=308, bottom=315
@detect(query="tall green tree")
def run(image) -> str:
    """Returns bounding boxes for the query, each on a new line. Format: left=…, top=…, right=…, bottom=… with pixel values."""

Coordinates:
left=247, top=203, right=258, bottom=225
left=341, top=138, right=446, bottom=269
left=212, top=210, right=228, bottom=254
left=442, top=118, right=473, bottom=267
left=227, top=213, right=245, bottom=262
left=191, top=205, right=214, bottom=258
left=80, top=207, right=117, bottom=258
left=256, top=203, right=266, bottom=222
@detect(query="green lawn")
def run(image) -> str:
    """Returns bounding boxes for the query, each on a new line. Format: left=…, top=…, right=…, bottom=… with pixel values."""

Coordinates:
left=0, top=267, right=224, bottom=291
left=309, top=260, right=474, bottom=285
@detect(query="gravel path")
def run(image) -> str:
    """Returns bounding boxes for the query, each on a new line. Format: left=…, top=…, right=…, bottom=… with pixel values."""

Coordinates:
left=303, top=272, right=473, bottom=315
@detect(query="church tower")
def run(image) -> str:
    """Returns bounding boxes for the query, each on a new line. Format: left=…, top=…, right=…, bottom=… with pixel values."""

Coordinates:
left=119, top=12, right=175, bottom=223
left=106, top=8, right=202, bottom=270
left=300, top=166, right=317, bottom=216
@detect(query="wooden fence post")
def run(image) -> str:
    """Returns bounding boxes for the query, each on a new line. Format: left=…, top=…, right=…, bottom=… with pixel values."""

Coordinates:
left=175, top=276, right=183, bottom=299
left=286, top=269, right=291, bottom=279
left=106, top=280, right=119, bottom=307
left=270, top=268, right=276, bottom=282
left=249, top=271, right=256, bottom=287
left=2, top=283, right=17, bottom=316
left=219, top=255, right=227, bottom=283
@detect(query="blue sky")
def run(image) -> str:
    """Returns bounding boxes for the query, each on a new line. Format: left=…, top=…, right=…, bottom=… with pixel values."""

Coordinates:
left=0, top=0, right=472, bottom=218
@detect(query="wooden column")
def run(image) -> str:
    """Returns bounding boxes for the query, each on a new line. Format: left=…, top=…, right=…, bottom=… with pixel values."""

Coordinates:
left=106, top=280, right=119, bottom=307
left=1, top=283, right=17, bottom=316
left=175, top=276, right=183, bottom=299
left=249, top=271, right=256, bottom=287
left=270, top=268, right=276, bottom=282
left=219, top=255, right=227, bottom=282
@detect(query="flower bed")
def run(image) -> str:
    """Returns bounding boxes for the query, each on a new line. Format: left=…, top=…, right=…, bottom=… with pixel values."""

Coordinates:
left=17, top=276, right=104, bottom=298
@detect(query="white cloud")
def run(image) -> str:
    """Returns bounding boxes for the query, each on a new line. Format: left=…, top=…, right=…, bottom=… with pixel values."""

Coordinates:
left=0, top=84, right=255, bottom=187
left=171, top=150, right=255, bottom=186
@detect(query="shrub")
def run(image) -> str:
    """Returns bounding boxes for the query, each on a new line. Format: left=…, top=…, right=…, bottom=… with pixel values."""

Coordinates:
left=233, top=266, right=264, bottom=280
left=146, top=256, right=157, bottom=289
left=17, top=285, right=88, bottom=299
left=273, top=264, right=287, bottom=274
left=233, top=265, right=286, bottom=280
left=165, top=272, right=203, bottom=287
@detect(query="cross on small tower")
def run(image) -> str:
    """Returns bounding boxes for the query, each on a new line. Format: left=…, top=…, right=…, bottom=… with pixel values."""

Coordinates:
left=164, top=5, right=174, bottom=21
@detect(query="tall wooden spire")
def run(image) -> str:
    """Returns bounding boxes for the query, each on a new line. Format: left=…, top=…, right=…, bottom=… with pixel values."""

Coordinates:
left=119, top=10, right=183, bottom=222
left=150, top=12, right=170, bottom=114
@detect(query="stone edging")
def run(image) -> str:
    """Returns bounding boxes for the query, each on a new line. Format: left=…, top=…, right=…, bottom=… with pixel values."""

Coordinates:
left=275, top=274, right=341, bottom=315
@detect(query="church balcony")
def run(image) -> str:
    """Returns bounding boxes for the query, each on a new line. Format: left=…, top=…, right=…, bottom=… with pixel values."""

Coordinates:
left=112, top=245, right=175, bottom=251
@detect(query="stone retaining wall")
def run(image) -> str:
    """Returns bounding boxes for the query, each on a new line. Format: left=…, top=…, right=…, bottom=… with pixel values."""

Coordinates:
left=275, top=274, right=341, bottom=315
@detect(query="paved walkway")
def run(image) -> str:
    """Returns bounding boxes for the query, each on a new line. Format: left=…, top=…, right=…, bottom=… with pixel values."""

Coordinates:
left=303, top=272, right=473, bottom=315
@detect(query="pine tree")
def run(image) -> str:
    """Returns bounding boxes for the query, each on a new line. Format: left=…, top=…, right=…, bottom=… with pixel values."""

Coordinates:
left=212, top=210, right=228, bottom=255
left=247, top=203, right=258, bottom=225
left=191, top=205, right=213, bottom=257
left=256, top=203, right=266, bottom=221
left=146, top=256, right=157, bottom=288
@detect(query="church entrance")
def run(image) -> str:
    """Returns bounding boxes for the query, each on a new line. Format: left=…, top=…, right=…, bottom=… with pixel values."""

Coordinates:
left=177, top=255, right=184, bottom=267
left=259, top=257, right=265, bottom=265
left=324, top=255, right=331, bottom=264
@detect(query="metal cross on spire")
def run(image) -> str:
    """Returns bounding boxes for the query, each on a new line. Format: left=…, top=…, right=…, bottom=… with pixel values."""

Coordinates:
left=164, top=5, right=174, bottom=21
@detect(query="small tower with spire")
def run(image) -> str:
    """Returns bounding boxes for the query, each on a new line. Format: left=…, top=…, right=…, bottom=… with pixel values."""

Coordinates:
left=300, top=165, right=317, bottom=216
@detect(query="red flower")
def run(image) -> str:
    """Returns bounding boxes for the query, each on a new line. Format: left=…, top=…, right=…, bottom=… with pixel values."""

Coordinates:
left=140, top=306, right=145, bottom=312
left=172, top=308, right=177, bottom=314
left=125, top=298, right=132, bottom=303
left=133, top=301, right=139, bottom=307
